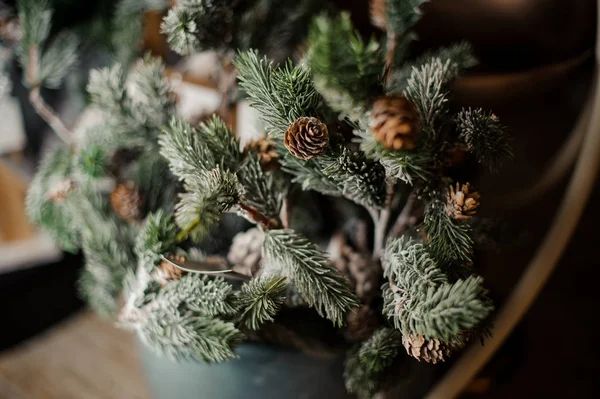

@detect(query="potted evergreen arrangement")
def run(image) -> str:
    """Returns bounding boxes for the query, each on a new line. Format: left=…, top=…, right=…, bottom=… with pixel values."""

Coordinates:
left=13, top=0, right=513, bottom=397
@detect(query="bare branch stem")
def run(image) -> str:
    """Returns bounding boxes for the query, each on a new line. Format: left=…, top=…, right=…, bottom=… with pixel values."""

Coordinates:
left=26, top=45, right=73, bottom=144
left=389, top=191, right=417, bottom=238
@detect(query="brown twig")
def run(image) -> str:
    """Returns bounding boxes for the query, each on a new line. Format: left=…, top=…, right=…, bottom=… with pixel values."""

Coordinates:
left=280, top=197, right=292, bottom=229
left=238, top=201, right=281, bottom=230
left=26, top=45, right=73, bottom=144
left=388, top=191, right=417, bottom=238
left=372, top=179, right=396, bottom=259
left=382, top=32, right=398, bottom=86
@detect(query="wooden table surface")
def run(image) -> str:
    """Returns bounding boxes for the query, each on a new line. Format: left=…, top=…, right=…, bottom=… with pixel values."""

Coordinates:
left=0, top=311, right=151, bottom=399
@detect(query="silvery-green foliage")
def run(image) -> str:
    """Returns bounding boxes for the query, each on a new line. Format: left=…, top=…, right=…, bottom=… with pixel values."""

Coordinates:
left=381, top=238, right=491, bottom=345
left=237, top=276, right=287, bottom=330
left=262, top=229, right=359, bottom=326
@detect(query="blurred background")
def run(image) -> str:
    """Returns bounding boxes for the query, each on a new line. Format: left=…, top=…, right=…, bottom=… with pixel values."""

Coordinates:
left=1, top=0, right=599, bottom=398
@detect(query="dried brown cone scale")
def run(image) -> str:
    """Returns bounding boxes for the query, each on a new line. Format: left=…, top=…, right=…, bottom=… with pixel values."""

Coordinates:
left=110, top=181, right=142, bottom=223
left=402, top=333, right=451, bottom=364
left=159, top=254, right=187, bottom=281
left=370, top=95, right=420, bottom=151
left=284, top=117, right=329, bottom=159
left=245, top=135, right=280, bottom=171
left=446, top=182, right=481, bottom=220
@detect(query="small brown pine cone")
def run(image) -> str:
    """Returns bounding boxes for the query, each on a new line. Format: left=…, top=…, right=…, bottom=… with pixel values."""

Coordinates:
left=159, top=254, right=187, bottom=281
left=284, top=117, right=329, bottom=159
left=446, top=182, right=481, bottom=220
left=370, top=0, right=387, bottom=31
left=245, top=135, right=280, bottom=171
left=344, top=306, right=380, bottom=341
left=402, top=333, right=451, bottom=364
left=110, top=181, right=142, bottom=223
left=227, top=228, right=264, bottom=276
left=370, top=95, right=419, bottom=151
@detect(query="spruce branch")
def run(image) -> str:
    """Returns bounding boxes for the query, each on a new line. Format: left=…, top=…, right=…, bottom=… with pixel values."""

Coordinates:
left=308, top=13, right=383, bottom=120
left=388, top=42, right=476, bottom=93
left=237, top=276, right=287, bottom=330
left=140, top=309, right=243, bottom=363
left=237, top=155, right=283, bottom=222
left=358, top=327, right=404, bottom=374
left=358, top=126, right=434, bottom=184
left=79, top=233, right=133, bottom=318
left=344, top=328, right=403, bottom=399
left=175, top=169, right=240, bottom=242
left=160, top=116, right=241, bottom=183
left=382, top=0, right=428, bottom=83
left=456, top=108, right=513, bottom=173
left=161, top=0, right=235, bottom=55
left=88, top=58, right=176, bottom=147
left=404, top=58, right=457, bottom=137
left=235, top=50, right=320, bottom=134
left=381, top=238, right=491, bottom=344
left=135, top=211, right=179, bottom=271
left=25, top=145, right=79, bottom=252
left=386, top=0, right=428, bottom=36
left=262, top=229, right=359, bottom=326
left=16, top=0, right=78, bottom=143
left=131, top=272, right=243, bottom=363
left=423, top=197, right=473, bottom=265
left=319, top=146, right=387, bottom=209
left=278, top=144, right=342, bottom=196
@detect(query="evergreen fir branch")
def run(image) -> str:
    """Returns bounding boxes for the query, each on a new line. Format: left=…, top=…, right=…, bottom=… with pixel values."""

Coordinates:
left=319, top=146, right=387, bottom=208
left=16, top=0, right=52, bottom=84
left=456, top=108, right=513, bottom=173
left=236, top=0, right=325, bottom=63
left=87, top=58, right=175, bottom=147
left=175, top=169, right=240, bottom=242
left=16, top=0, right=79, bottom=89
left=76, top=144, right=107, bottom=179
left=160, top=116, right=241, bottom=183
left=235, top=50, right=320, bottom=134
left=344, top=347, right=380, bottom=399
left=140, top=309, right=243, bottom=362
left=386, top=0, right=428, bottom=36
left=382, top=237, right=448, bottom=288
left=358, top=328, right=404, bottom=374
left=87, top=63, right=128, bottom=115
left=159, top=274, right=239, bottom=317
left=25, top=145, right=80, bottom=252
left=237, top=155, right=283, bottom=220
left=128, top=56, right=176, bottom=131
left=308, top=13, right=383, bottom=120
left=262, top=229, right=359, bottom=326
left=37, top=30, right=79, bottom=89
left=132, top=154, right=178, bottom=214
left=388, top=42, right=476, bottom=93
left=237, top=276, right=287, bottom=330
left=344, top=329, right=404, bottom=399
left=423, top=198, right=473, bottom=265
left=381, top=238, right=491, bottom=344
left=78, top=234, right=133, bottom=318
left=161, top=0, right=235, bottom=55
left=383, top=276, right=492, bottom=344
left=403, top=58, right=458, bottom=137
left=358, top=127, right=434, bottom=184
left=135, top=210, right=179, bottom=271
left=278, top=144, right=342, bottom=196
left=135, top=272, right=243, bottom=363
